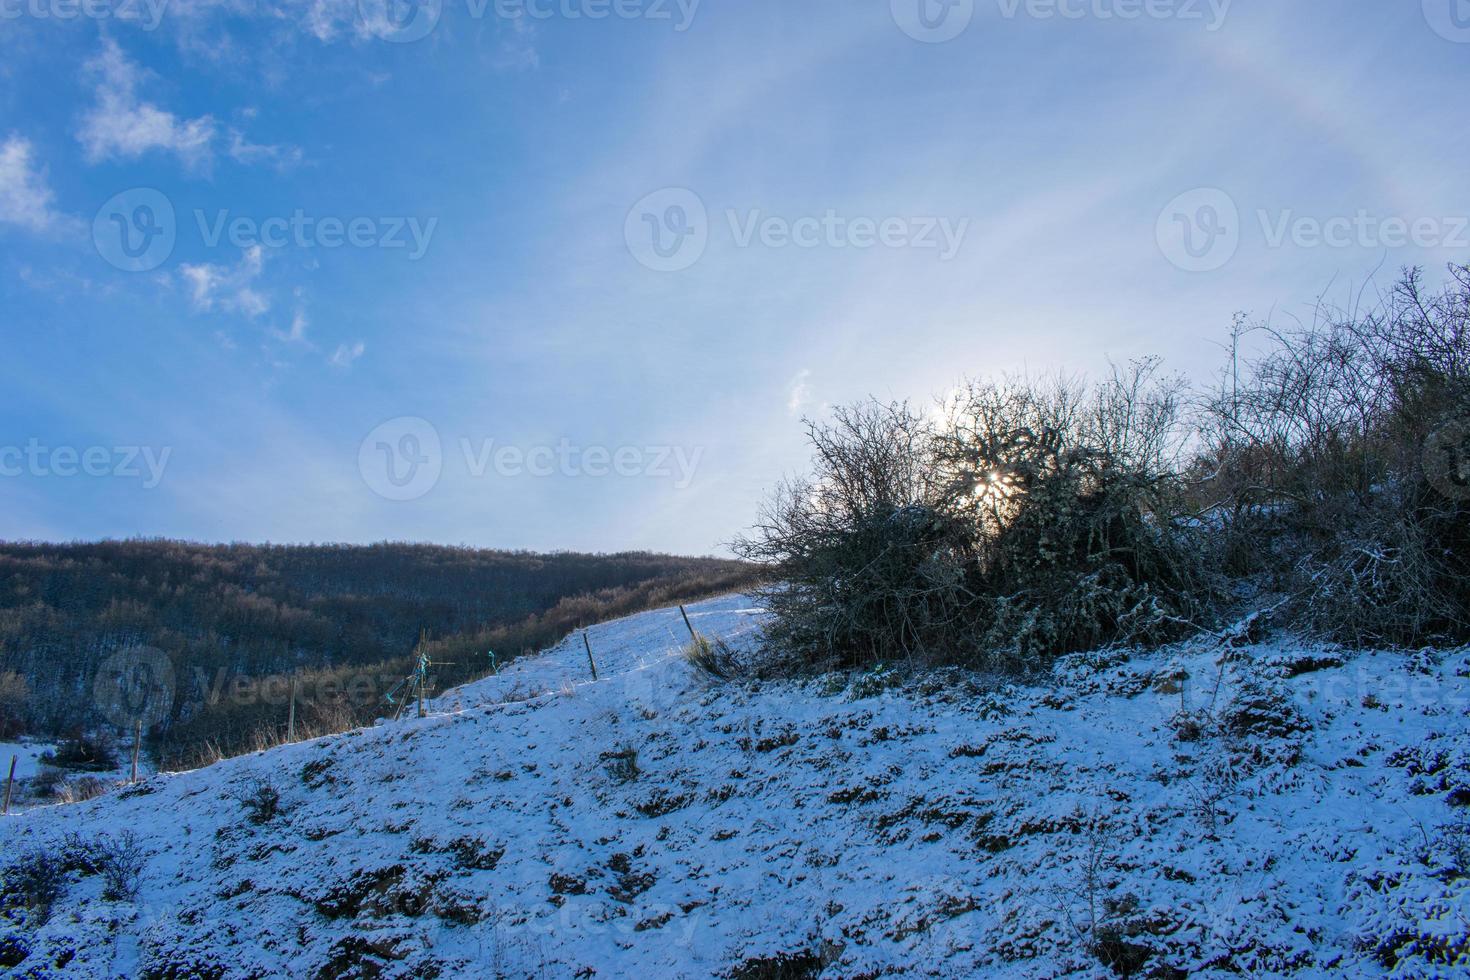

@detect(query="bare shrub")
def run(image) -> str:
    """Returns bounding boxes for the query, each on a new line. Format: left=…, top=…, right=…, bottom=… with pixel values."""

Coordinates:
left=53, top=775, right=110, bottom=804
left=0, top=847, right=67, bottom=923
left=737, top=361, right=1213, bottom=672
left=236, top=777, right=282, bottom=825
left=90, top=831, right=145, bottom=901
left=40, top=732, right=118, bottom=772
left=1199, top=265, right=1470, bottom=646
left=684, top=635, right=745, bottom=680
left=600, top=746, right=640, bottom=783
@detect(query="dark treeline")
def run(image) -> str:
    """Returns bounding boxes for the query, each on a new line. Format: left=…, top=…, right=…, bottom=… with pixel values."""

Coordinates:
left=0, top=540, right=757, bottom=764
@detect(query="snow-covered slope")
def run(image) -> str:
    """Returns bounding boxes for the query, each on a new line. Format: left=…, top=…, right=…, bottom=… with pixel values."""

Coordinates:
left=2, top=595, right=1468, bottom=978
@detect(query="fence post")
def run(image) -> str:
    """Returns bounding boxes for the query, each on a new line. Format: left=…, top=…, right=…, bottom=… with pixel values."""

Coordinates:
left=582, top=631, right=598, bottom=681
left=3, top=755, right=16, bottom=815
left=679, top=605, right=699, bottom=642
left=288, top=676, right=298, bottom=742
left=130, top=719, right=142, bottom=784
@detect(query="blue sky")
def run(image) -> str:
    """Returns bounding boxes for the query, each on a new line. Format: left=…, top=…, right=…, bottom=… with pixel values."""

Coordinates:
left=1, top=1, right=1467, bottom=555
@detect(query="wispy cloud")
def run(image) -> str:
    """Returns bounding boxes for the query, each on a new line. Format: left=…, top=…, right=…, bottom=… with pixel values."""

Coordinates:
left=179, top=245, right=270, bottom=316
left=0, top=135, right=65, bottom=232
left=787, top=368, right=813, bottom=416
left=227, top=128, right=304, bottom=171
left=273, top=307, right=312, bottom=346
left=491, top=17, right=541, bottom=72
left=77, top=39, right=217, bottom=171
left=328, top=340, right=365, bottom=369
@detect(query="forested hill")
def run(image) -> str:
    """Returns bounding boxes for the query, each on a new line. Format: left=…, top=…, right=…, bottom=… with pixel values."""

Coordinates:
left=0, top=540, right=755, bottom=741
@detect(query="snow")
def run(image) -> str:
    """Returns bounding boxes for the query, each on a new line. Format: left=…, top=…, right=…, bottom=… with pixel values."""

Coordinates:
left=0, top=742, right=55, bottom=782
left=1, top=594, right=1467, bottom=977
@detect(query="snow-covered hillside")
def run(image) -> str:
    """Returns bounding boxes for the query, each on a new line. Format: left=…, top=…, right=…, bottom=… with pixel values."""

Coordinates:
left=2, top=594, right=1468, bottom=978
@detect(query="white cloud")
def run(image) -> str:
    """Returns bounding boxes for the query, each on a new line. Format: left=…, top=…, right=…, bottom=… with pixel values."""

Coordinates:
left=0, top=136, right=64, bottom=232
left=492, top=18, right=541, bottom=72
left=787, top=368, right=813, bottom=416
left=328, top=341, right=365, bottom=369
left=77, top=40, right=217, bottom=170
left=179, top=245, right=270, bottom=316
left=227, top=129, right=304, bottom=171
left=280, top=309, right=310, bottom=344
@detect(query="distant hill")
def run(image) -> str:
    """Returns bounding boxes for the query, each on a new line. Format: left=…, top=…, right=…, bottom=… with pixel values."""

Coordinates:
left=0, top=540, right=756, bottom=763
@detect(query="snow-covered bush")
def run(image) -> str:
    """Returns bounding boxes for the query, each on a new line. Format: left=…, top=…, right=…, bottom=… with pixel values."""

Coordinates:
left=0, top=847, right=66, bottom=924
left=683, top=635, right=745, bottom=680
left=1198, top=265, right=1470, bottom=647
left=236, top=776, right=282, bottom=825
left=90, top=832, right=145, bottom=902
left=737, top=363, right=1215, bottom=672
left=38, top=732, right=117, bottom=772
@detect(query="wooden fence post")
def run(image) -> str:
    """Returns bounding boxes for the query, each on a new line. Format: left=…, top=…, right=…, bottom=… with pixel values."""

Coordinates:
left=288, top=676, right=298, bottom=742
left=3, top=755, right=16, bottom=815
left=679, top=605, right=698, bottom=642
left=582, top=631, right=598, bottom=681
left=130, top=719, right=142, bottom=784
